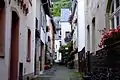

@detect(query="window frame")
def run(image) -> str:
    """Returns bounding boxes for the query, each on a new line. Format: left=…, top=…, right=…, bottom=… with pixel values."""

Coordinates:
left=109, top=0, right=120, bottom=29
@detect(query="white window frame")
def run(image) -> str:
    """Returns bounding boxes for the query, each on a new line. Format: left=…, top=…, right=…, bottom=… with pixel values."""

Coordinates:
left=109, top=0, right=120, bottom=29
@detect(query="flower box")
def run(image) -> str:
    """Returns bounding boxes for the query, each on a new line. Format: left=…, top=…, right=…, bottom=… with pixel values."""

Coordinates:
left=98, top=25, right=120, bottom=48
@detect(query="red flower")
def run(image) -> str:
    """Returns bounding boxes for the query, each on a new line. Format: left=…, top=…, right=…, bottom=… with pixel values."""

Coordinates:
left=98, top=26, right=120, bottom=48
left=108, top=31, right=112, bottom=36
left=112, top=28, right=118, bottom=32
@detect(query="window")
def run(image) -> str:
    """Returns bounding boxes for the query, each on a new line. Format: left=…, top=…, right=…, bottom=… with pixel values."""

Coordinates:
left=59, top=41, right=62, bottom=46
left=27, top=29, right=31, bottom=62
left=116, top=0, right=120, bottom=8
left=59, top=36, right=61, bottom=38
left=60, top=31, right=61, bottom=35
left=65, top=31, right=70, bottom=38
left=92, top=18, right=95, bottom=52
left=48, top=36, right=50, bottom=41
left=36, top=18, right=38, bottom=29
left=87, top=25, right=90, bottom=51
left=110, top=0, right=120, bottom=28
left=56, top=45, right=57, bottom=48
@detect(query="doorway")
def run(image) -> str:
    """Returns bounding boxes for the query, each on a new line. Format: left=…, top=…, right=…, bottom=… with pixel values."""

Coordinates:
left=9, top=11, right=19, bottom=80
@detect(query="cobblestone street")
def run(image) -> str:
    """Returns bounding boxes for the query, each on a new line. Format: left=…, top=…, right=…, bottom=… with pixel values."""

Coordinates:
left=35, top=65, right=79, bottom=80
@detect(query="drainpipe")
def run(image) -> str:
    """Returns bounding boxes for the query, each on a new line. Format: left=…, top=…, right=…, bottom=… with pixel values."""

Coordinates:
left=76, top=1, right=80, bottom=72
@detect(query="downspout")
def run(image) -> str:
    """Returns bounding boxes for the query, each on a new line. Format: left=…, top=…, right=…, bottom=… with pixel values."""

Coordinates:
left=76, top=0, right=80, bottom=72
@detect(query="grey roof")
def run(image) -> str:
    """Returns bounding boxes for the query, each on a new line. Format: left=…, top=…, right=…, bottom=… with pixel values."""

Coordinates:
left=60, top=8, right=71, bottom=22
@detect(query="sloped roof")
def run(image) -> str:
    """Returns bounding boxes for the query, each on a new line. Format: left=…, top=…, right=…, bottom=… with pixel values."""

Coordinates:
left=60, top=8, right=71, bottom=22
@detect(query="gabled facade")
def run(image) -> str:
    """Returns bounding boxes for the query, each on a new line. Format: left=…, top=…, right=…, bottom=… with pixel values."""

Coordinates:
left=0, top=0, right=54, bottom=80
left=60, top=8, right=71, bottom=45
left=0, top=0, right=36, bottom=80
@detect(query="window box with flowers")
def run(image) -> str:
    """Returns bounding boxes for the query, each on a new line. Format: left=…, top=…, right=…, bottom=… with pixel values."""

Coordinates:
left=98, top=25, right=120, bottom=48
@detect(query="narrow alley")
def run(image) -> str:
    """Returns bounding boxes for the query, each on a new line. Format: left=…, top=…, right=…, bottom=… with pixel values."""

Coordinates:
left=1, top=0, right=120, bottom=80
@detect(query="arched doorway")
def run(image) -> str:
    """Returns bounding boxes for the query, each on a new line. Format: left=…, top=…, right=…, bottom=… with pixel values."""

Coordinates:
left=9, top=11, right=19, bottom=80
left=0, top=0, right=5, bottom=57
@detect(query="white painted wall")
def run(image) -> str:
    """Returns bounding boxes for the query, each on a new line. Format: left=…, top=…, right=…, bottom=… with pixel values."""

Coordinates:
left=41, top=28, right=46, bottom=44
left=54, top=40, right=61, bottom=62
left=61, top=22, right=71, bottom=45
left=77, top=0, right=85, bottom=52
left=0, top=0, right=36, bottom=80
left=85, top=0, right=107, bottom=53
left=73, top=24, right=78, bottom=48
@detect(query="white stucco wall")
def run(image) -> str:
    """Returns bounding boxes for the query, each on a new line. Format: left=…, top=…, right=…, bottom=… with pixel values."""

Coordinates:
left=41, top=27, right=46, bottom=44
left=77, top=0, right=85, bottom=52
left=54, top=40, right=61, bottom=62
left=24, top=0, right=36, bottom=75
left=61, top=22, right=71, bottom=45
left=73, top=24, right=78, bottom=48
left=0, top=0, right=36, bottom=80
left=85, top=0, right=107, bottom=53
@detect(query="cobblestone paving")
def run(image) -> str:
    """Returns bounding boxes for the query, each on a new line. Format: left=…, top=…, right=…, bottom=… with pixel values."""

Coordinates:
left=35, top=65, right=79, bottom=80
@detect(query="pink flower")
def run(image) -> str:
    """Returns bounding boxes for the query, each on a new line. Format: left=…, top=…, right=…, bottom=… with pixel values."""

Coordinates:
left=98, top=27, right=120, bottom=48
left=113, top=28, right=118, bottom=32
left=108, top=31, right=112, bottom=36
left=102, top=32, right=106, bottom=35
